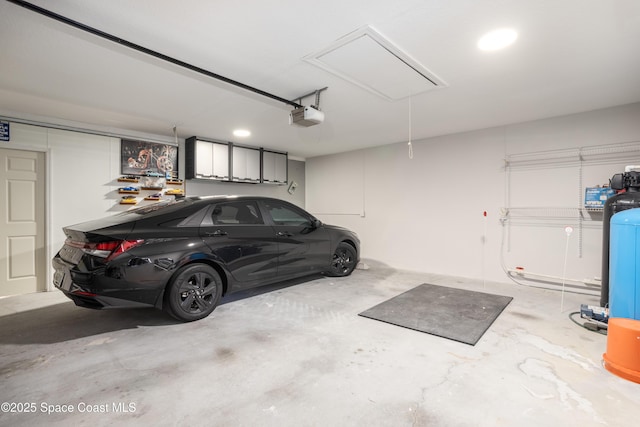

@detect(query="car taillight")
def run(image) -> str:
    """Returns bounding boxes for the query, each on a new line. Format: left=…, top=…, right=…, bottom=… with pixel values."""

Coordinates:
left=92, top=241, right=121, bottom=258
left=108, top=240, right=145, bottom=261
left=69, top=239, right=144, bottom=260
left=72, top=291, right=97, bottom=297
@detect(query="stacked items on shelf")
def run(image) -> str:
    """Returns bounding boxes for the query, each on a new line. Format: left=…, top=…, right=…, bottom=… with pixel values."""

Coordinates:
left=144, top=192, right=163, bottom=201
left=165, top=188, right=184, bottom=196
left=118, top=186, right=139, bottom=193
left=116, top=170, right=185, bottom=205
left=164, top=170, right=184, bottom=196
left=120, top=195, right=138, bottom=204
left=117, top=175, right=139, bottom=183
left=118, top=184, right=140, bottom=205
left=166, top=171, right=183, bottom=186
left=140, top=175, right=165, bottom=191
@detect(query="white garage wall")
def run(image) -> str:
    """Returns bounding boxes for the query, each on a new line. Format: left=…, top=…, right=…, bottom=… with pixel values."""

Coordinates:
left=5, top=123, right=123, bottom=290
left=4, top=103, right=639, bottom=291
left=8, top=124, right=119, bottom=248
left=4, top=122, right=305, bottom=291
left=306, top=102, right=640, bottom=285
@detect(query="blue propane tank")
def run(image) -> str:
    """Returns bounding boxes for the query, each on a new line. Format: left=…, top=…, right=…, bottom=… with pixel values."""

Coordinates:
left=609, top=208, right=640, bottom=320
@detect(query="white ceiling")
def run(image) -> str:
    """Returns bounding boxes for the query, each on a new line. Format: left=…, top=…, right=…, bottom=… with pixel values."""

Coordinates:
left=1, top=0, right=639, bottom=159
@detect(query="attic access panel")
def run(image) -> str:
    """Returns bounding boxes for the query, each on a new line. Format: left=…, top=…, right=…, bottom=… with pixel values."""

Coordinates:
left=305, top=26, right=447, bottom=101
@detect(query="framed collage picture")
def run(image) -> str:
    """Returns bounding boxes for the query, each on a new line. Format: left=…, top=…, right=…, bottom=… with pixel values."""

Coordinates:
left=121, top=139, right=178, bottom=176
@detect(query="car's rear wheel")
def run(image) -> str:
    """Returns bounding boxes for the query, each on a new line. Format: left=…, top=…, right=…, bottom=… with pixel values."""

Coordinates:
left=165, top=264, right=222, bottom=322
left=326, top=242, right=357, bottom=277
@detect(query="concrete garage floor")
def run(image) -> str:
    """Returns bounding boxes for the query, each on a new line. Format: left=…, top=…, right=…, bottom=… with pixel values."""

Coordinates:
left=1, top=260, right=639, bottom=426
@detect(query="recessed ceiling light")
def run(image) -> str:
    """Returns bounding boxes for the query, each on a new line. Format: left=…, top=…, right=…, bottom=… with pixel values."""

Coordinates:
left=477, top=28, right=518, bottom=51
left=233, top=129, right=251, bottom=137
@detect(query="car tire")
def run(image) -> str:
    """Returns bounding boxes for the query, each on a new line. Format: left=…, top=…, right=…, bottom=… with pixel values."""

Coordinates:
left=326, top=242, right=357, bottom=277
left=165, top=264, right=222, bottom=322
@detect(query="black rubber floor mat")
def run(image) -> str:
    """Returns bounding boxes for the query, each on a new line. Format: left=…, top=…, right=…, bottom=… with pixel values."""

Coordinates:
left=358, top=283, right=513, bottom=345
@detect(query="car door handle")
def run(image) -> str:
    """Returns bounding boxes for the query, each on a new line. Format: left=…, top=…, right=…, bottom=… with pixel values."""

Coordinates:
left=206, top=229, right=228, bottom=237
left=277, top=231, right=292, bottom=237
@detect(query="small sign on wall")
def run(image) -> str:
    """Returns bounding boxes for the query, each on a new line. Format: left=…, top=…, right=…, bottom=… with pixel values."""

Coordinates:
left=0, top=121, right=9, bottom=142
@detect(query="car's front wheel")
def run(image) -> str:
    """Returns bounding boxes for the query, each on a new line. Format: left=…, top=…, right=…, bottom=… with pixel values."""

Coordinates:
left=326, top=242, right=357, bottom=277
left=165, top=264, right=222, bottom=321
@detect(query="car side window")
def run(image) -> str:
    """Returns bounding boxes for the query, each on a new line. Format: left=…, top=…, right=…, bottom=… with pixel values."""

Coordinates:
left=264, top=201, right=310, bottom=226
left=211, top=201, right=264, bottom=225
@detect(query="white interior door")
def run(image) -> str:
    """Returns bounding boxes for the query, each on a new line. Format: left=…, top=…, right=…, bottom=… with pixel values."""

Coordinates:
left=0, top=148, right=46, bottom=296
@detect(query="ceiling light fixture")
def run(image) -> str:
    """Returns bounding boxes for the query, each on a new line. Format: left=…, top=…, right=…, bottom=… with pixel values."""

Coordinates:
left=233, top=129, right=251, bottom=137
left=477, top=28, right=518, bottom=51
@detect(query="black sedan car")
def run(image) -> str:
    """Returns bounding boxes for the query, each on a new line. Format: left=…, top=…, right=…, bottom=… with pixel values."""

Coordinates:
left=53, top=196, right=359, bottom=321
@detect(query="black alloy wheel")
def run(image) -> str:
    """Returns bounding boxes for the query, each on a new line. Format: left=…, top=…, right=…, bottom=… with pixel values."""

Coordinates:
left=165, top=264, right=222, bottom=321
left=327, top=242, right=357, bottom=277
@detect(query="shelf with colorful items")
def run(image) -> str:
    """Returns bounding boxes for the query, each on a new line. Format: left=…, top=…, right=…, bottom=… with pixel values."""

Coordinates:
left=117, top=175, right=140, bottom=206
left=163, top=171, right=185, bottom=197
left=116, top=171, right=184, bottom=205
left=120, top=189, right=184, bottom=205
left=117, top=176, right=141, bottom=205
left=117, top=184, right=140, bottom=204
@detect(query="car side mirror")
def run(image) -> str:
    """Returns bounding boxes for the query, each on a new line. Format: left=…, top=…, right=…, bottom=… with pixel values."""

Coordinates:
left=311, top=219, right=322, bottom=229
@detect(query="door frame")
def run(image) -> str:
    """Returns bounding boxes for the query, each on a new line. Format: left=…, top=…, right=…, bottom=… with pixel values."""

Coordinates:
left=1, top=145, right=51, bottom=292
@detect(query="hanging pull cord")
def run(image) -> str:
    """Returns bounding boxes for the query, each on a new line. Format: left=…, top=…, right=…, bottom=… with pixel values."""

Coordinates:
left=407, top=96, right=414, bottom=159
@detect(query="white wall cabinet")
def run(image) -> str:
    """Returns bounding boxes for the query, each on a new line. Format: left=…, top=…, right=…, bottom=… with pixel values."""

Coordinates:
left=263, top=150, right=288, bottom=184
left=232, top=146, right=261, bottom=183
left=186, top=136, right=287, bottom=184
left=186, top=137, right=229, bottom=180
